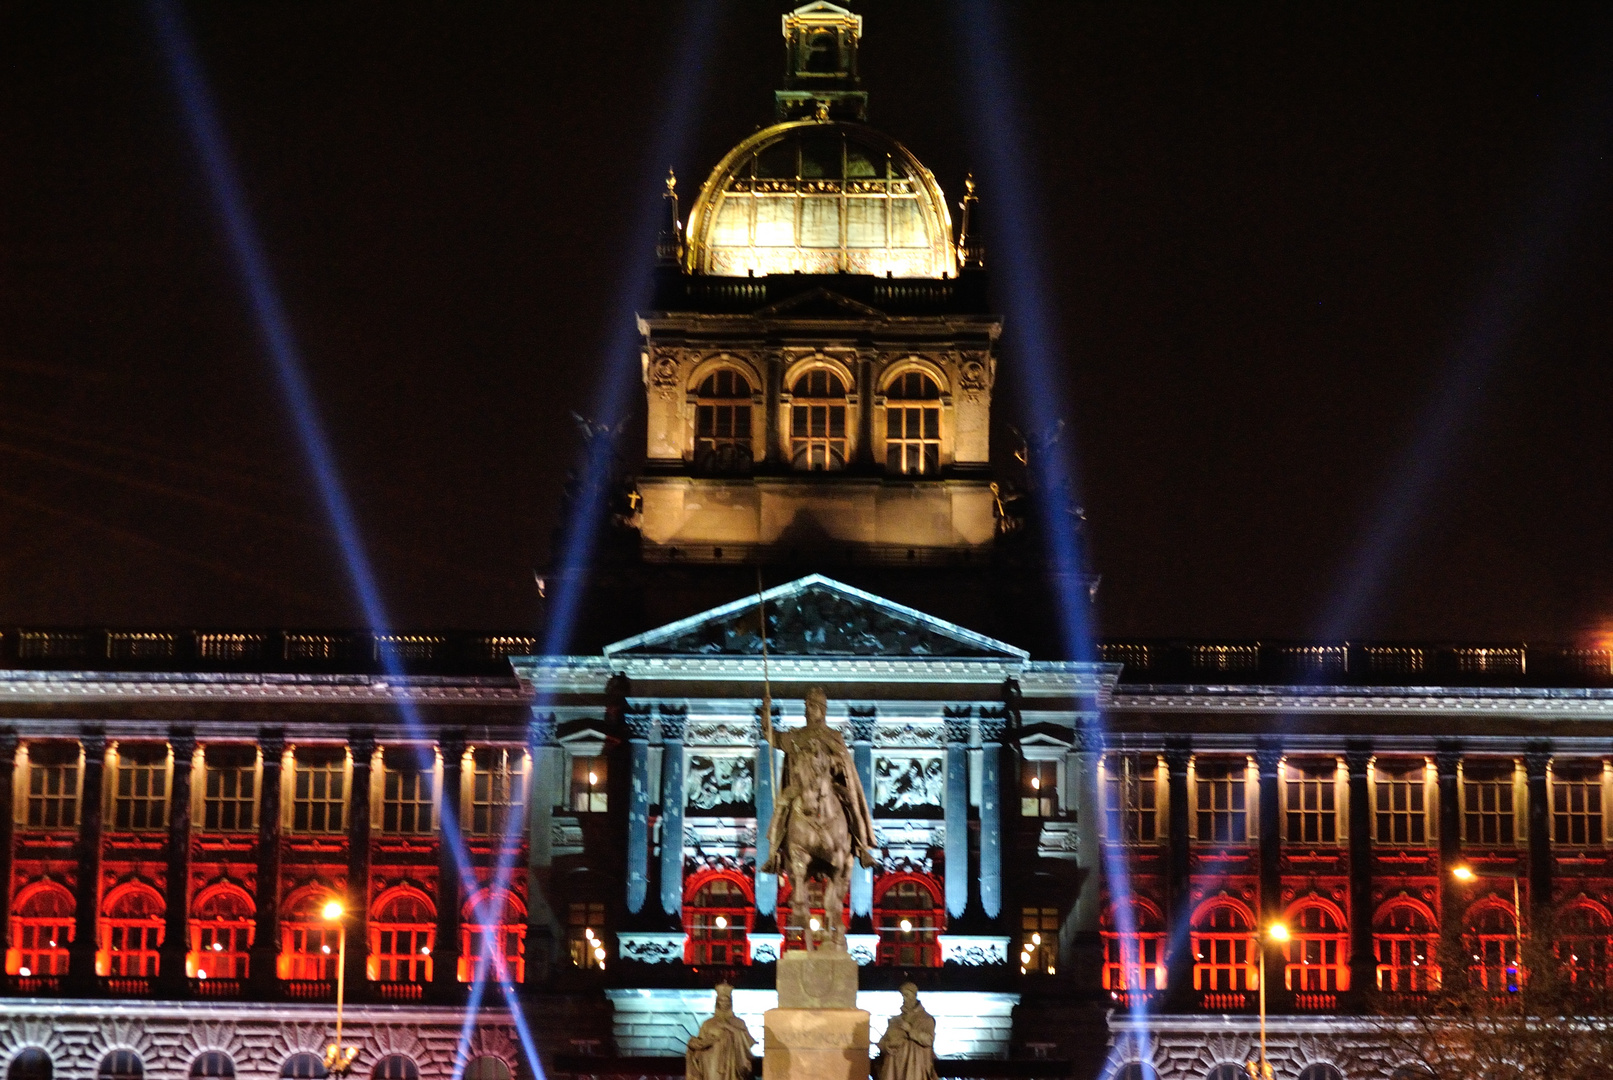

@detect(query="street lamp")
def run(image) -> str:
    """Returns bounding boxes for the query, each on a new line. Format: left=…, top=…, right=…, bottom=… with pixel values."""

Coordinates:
left=1452, top=863, right=1525, bottom=993
left=1249, top=922, right=1288, bottom=1080
left=322, top=900, right=358, bottom=1077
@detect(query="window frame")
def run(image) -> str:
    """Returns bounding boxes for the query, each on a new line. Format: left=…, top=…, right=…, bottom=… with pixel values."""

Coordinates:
left=190, top=884, right=254, bottom=980
left=1101, top=898, right=1166, bottom=991
left=786, top=364, right=852, bottom=471
left=684, top=872, right=754, bottom=967
left=10, top=881, right=75, bottom=977
left=1282, top=759, right=1340, bottom=846
left=690, top=367, right=757, bottom=474
left=1191, top=898, right=1258, bottom=992
left=289, top=749, right=347, bottom=835
left=1283, top=899, right=1350, bottom=992
left=1373, top=899, right=1440, bottom=992
left=1461, top=760, right=1521, bottom=847
left=879, top=367, right=945, bottom=477
left=280, top=890, right=342, bottom=981
left=461, top=888, right=526, bottom=984
left=873, top=875, right=943, bottom=968
left=201, top=747, right=257, bottom=834
left=371, top=888, right=436, bottom=983
left=468, top=746, right=528, bottom=837
left=110, top=745, right=169, bottom=832
left=1372, top=759, right=1430, bottom=846
left=380, top=751, right=437, bottom=836
left=1550, top=763, right=1605, bottom=848
left=1193, top=759, right=1250, bottom=845
left=23, top=744, right=80, bottom=830
left=1104, top=754, right=1159, bottom=843
left=101, top=884, right=165, bottom=978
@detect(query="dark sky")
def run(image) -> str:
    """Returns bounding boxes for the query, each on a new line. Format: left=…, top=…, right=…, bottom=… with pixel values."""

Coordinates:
left=3, top=2, right=1612, bottom=643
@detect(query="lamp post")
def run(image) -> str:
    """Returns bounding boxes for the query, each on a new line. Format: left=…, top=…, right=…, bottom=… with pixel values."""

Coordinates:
left=322, top=900, right=358, bottom=1077
left=1250, top=922, right=1288, bottom=1080
left=1452, top=864, right=1525, bottom=994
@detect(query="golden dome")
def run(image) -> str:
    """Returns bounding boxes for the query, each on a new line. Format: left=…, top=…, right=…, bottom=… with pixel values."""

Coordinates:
left=684, top=120, right=956, bottom=279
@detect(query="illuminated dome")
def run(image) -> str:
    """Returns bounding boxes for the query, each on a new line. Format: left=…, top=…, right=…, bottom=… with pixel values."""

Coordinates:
left=684, top=120, right=956, bottom=279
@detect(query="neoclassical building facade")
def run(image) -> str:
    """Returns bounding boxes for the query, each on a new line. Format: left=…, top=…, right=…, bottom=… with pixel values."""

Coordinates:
left=4, top=5, right=1611, bottom=1080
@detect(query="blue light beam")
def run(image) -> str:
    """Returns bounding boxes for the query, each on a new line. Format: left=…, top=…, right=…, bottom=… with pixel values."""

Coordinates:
left=146, top=2, right=547, bottom=1071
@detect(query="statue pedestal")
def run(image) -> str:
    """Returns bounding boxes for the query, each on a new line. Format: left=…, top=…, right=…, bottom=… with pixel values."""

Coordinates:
left=766, top=950, right=869, bottom=1080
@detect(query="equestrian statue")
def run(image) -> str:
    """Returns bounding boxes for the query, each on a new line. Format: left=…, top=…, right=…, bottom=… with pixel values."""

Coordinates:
left=760, top=686, right=878, bottom=950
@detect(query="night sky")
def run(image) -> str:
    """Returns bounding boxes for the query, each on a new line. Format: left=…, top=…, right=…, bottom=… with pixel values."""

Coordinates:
left=3, top=2, right=1612, bottom=644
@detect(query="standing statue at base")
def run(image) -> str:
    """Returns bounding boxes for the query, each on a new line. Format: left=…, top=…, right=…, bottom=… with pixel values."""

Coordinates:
left=686, top=983, right=755, bottom=1080
left=760, top=686, right=878, bottom=949
left=876, top=983, right=938, bottom=1080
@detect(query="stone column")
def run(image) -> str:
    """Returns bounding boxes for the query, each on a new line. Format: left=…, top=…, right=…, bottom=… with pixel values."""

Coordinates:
left=432, top=732, right=466, bottom=1000
left=847, top=712, right=875, bottom=921
left=624, top=709, right=653, bottom=915
left=1066, top=722, right=1104, bottom=988
left=157, top=731, right=197, bottom=995
left=754, top=706, right=778, bottom=923
left=67, top=732, right=108, bottom=991
left=1435, top=742, right=1462, bottom=947
left=659, top=710, right=687, bottom=922
left=1163, top=741, right=1194, bottom=1009
left=0, top=730, right=17, bottom=962
left=1345, top=743, right=1373, bottom=1007
left=943, top=715, right=971, bottom=919
left=1255, top=742, right=1286, bottom=1011
left=978, top=718, right=1005, bottom=920
left=1524, top=742, right=1552, bottom=923
left=344, top=732, right=376, bottom=993
left=524, top=714, right=561, bottom=987
left=249, top=730, right=286, bottom=996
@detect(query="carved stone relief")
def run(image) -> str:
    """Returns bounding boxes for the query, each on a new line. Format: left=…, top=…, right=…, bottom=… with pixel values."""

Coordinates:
left=874, top=755, right=943, bottom=810
left=686, top=755, right=755, bottom=810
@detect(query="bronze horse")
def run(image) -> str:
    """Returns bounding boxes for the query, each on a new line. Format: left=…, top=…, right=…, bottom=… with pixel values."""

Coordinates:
left=784, top=767, right=855, bottom=950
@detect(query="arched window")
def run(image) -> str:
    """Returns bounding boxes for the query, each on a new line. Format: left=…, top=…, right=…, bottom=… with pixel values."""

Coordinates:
left=98, top=1052, right=143, bottom=1080
left=1465, top=899, right=1520, bottom=992
left=281, top=891, right=341, bottom=981
left=1102, top=899, right=1166, bottom=991
left=372, top=889, right=435, bottom=982
left=279, top=1055, right=327, bottom=1080
left=7, top=1049, right=52, bottom=1080
left=464, top=1058, right=511, bottom=1080
left=1111, top=1066, right=1159, bottom=1080
left=191, top=886, right=254, bottom=980
left=693, top=370, right=754, bottom=473
left=776, top=878, right=846, bottom=951
left=103, top=886, right=164, bottom=976
left=686, top=875, right=752, bottom=966
left=1204, top=1066, right=1245, bottom=1080
left=874, top=877, right=942, bottom=967
left=372, top=1057, right=418, bottom=1080
left=1192, top=899, right=1257, bottom=991
left=1285, top=901, right=1349, bottom=991
left=789, top=369, right=848, bottom=470
left=1375, top=900, right=1439, bottom=992
left=12, top=882, right=74, bottom=977
left=189, top=1053, right=234, bottom=1079
left=1296, top=1066, right=1343, bottom=1080
left=883, top=371, right=941, bottom=476
left=1557, top=901, right=1612, bottom=990
left=462, top=889, right=526, bottom=983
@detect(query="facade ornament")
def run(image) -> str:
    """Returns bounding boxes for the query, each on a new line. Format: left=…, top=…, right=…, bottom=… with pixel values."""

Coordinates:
left=848, top=708, right=877, bottom=744
left=528, top=714, right=558, bottom=748
left=618, top=933, right=684, bottom=964
left=938, top=936, right=1009, bottom=966
left=876, top=983, right=938, bottom=1080
left=659, top=708, right=688, bottom=742
left=1435, top=740, right=1462, bottom=780
left=760, top=686, right=878, bottom=948
left=685, top=983, right=755, bottom=1080
left=875, top=757, right=943, bottom=811
left=978, top=718, right=1006, bottom=744
left=651, top=356, right=680, bottom=388
left=1344, top=741, right=1371, bottom=778
left=624, top=707, right=654, bottom=741
left=1524, top=739, right=1552, bottom=776
left=942, top=716, right=971, bottom=746
left=1254, top=740, right=1283, bottom=776
left=686, top=755, right=755, bottom=810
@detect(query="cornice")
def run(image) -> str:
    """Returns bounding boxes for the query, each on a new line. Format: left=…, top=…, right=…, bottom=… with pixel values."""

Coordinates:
left=0, top=670, right=527, bottom=704
left=1112, top=683, right=1613, bottom=718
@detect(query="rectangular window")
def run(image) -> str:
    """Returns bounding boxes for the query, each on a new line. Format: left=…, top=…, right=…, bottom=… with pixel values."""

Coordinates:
left=570, top=755, right=608, bottom=813
left=1104, top=755, right=1158, bottom=843
left=1021, top=759, right=1057, bottom=818
left=1284, top=762, right=1337, bottom=844
left=1552, top=770, right=1604, bottom=847
left=382, top=749, right=436, bottom=835
left=471, top=747, right=526, bottom=836
left=203, top=746, right=256, bottom=832
left=568, top=901, right=606, bottom=969
left=112, top=748, right=167, bottom=831
left=1374, top=762, right=1426, bottom=844
left=291, top=750, right=346, bottom=833
left=25, top=745, right=79, bottom=828
left=1195, top=760, right=1248, bottom=844
left=1463, top=765, right=1516, bottom=846
left=1020, top=906, right=1059, bottom=974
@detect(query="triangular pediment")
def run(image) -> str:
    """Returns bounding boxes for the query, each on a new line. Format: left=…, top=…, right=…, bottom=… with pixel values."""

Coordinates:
left=604, top=574, right=1027, bottom=659
left=753, top=287, right=885, bottom=319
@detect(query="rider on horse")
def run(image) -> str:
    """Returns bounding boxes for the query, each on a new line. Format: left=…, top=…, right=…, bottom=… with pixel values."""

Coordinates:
left=760, top=686, right=878, bottom=877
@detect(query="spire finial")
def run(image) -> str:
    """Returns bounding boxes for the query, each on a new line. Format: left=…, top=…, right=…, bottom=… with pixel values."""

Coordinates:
left=657, top=167, right=683, bottom=266
left=665, top=168, right=677, bottom=195
left=958, top=172, right=984, bottom=270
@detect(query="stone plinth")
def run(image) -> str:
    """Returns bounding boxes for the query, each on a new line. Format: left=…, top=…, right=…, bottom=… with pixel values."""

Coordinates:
left=763, top=1007, right=870, bottom=1080
left=777, top=950, right=859, bottom=1009
left=767, top=950, right=869, bottom=1080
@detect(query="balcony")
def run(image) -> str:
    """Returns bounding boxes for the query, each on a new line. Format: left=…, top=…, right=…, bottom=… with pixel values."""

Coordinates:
left=1198, top=991, right=1253, bottom=1012
left=374, top=981, right=425, bottom=1003
left=1293, top=992, right=1338, bottom=1011
left=281, top=979, right=336, bottom=1001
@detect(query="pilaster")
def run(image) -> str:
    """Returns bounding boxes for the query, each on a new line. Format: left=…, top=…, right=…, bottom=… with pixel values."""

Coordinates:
left=943, top=714, right=971, bottom=919
left=624, top=708, right=653, bottom=916
left=658, top=709, right=687, bottom=924
left=1162, top=740, right=1193, bottom=1010
left=0, top=729, right=17, bottom=961
left=1524, top=741, right=1552, bottom=921
left=1255, top=741, right=1286, bottom=1013
left=156, top=730, right=197, bottom=995
left=847, top=710, right=875, bottom=925
left=1344, top=743, right=1373, bottom=1009
left=432, top=732, right=466, bottom=1001
left=249, top=730, right=286, bottom=998
left=978, top=717, right=1005, bottom=921
left=344, top=730, right=376, bottom=996
left=67, top=732, right=107, bottom=992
